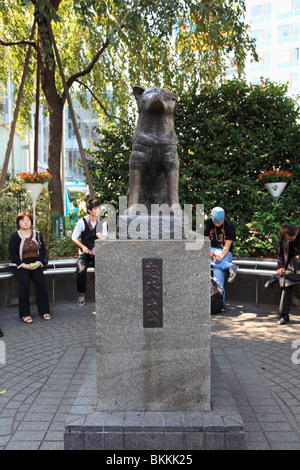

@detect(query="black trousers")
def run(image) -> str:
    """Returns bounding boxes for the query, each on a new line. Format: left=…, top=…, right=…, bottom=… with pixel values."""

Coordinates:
left=279, top=257, right=300, bottom=317
left=76, top=253, right=95, bottom=294
left=13, top=260, right=50, bottom=318
left=279, top=285, right=293, bottom=317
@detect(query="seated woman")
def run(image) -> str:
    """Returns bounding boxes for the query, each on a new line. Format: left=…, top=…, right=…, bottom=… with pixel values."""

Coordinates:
left=8, top=212, right=51, bottom=323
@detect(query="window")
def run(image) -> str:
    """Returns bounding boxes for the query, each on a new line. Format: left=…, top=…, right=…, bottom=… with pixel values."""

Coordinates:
left=278, top=2, right=292, bottom=17
left=287, top=72, right=300, bottom=90
left=67, top=122, right=75, bottom=139
left=66, top=150, right=84, bottom=178
left=292, top=72, right=299, bottom=89
left=277, top=48, right=290, bottom=63
left=252, top=29, right=264, bottom=42
left=278, top=24, right=290, bottom=39
left=251, top=4, right=263, bottom=18
left=265, top=52, right=271, bottom=67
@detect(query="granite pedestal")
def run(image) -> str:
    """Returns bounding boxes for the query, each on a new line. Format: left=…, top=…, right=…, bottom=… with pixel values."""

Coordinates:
left=64, top=238, right=245, bottom=449
left=95, top=239, right=211, bottom=412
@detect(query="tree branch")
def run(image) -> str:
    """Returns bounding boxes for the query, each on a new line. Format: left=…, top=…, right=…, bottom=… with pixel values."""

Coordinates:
left=0, top=39, right=37, bottom=51
left=66, top=38, right=110, bottom=89
left=65, top=17, right=126, bottom=90
left=74, top=79, right=131, bottom=127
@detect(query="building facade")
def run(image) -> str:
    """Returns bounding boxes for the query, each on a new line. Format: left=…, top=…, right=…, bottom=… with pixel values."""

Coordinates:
left=245, top=0, right=300, bottom=97
left=2, top=1, right=299, bottom=184
left=0, top=76, right=45, bottom=176
left=63, top=96, right=100, bottom=183
left=0, top=78, right=99, bottom=184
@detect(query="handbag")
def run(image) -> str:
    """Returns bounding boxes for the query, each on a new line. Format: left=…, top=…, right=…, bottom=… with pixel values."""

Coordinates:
left=210, top=277, right=224, bottom=314
left=36, top=231, right=49, bottom=267
left=264, top=274, right=280, bottom=289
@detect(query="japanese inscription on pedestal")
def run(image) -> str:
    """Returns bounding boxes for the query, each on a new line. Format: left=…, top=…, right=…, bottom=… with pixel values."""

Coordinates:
left=142, top=258, right=163, bottom=328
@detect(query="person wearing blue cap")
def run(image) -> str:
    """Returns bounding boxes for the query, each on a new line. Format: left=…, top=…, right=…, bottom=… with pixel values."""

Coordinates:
left=204, top=207, right=238, bottom=310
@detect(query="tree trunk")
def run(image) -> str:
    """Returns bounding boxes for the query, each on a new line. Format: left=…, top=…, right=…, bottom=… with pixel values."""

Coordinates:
left=38, top=18, right=65, bottom=215
left=48, top=101, right=64, bottom=215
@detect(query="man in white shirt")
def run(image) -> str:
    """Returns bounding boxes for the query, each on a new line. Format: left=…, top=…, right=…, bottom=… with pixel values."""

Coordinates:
left=72, top=198, right=107, bottom=306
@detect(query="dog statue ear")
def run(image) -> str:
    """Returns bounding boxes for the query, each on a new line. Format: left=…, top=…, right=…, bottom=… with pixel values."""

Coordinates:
left=133, top=86, right=145, bottom=99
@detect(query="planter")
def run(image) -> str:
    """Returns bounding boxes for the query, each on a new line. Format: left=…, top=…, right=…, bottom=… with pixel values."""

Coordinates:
left=22, top=183, right=44, bottom=203
left=265, top=182, right=287, bottom=199
left=22, top=183, right=44, bottom=227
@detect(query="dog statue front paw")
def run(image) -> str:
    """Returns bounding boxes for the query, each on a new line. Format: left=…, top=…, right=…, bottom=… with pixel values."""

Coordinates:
left=125, top=204, right=140, bottom=216
left=170, top=204, right=182, bottom=216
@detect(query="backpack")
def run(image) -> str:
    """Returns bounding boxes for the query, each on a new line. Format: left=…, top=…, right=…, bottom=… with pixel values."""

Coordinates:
left=210, top=277, right=224, bottom=314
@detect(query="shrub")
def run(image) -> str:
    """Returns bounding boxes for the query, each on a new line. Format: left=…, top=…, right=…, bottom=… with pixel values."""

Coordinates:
left=175, top=78, right=300, bottom=257
left=0, top=173, right=76, bottom=260
left=86, top=79, right=300, bottom=257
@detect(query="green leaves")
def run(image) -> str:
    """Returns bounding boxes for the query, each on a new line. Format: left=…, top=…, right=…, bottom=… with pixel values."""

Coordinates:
left=73, top=0, right=108, bottom=26
left=0, top=0, right=259, bottom=137
left=83, top=78, right=300, bottom=258
left=176, top=79, right=300, bottom=257
left=34, top=0, right=62, bottom=23
left=86, top=119, right=133, bottom=208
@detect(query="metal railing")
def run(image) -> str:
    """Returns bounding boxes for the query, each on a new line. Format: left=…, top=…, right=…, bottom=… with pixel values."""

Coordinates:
left=232, top=259, right=277, bottom=306
left=1, top=257, right=277, bottom=307
left=0, top=259, right=95, bottom=306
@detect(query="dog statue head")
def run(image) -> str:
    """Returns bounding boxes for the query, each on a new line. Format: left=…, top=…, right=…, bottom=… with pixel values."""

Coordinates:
left=133, top=86, right=178, bottom=116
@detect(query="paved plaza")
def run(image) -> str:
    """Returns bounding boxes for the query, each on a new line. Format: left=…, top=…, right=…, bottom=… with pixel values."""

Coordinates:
left=0, top=299, right=299, bottom=450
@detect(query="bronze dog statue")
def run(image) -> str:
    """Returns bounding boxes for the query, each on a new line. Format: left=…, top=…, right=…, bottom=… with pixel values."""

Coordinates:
left=127, top=86, right=181, bottom=215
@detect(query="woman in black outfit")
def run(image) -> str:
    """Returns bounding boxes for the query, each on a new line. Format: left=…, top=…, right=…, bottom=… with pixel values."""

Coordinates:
left=8, top=212, right=51, bottom=323
left=277, top=225, right=300, bottom=325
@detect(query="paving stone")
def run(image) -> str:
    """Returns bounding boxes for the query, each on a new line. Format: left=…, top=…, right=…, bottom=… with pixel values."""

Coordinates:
left=0, top=300, right=299, bottom=450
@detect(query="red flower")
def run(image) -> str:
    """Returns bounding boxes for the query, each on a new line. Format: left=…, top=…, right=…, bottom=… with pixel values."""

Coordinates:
left=17, top=171, right=52, bottom=184
left=258, top=170, right=293, bottom=183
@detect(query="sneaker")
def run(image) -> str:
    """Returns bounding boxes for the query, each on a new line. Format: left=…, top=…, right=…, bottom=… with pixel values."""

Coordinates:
left=228, top=265, right=238, bottom=283
left=77, top=293, right=85, bottom=307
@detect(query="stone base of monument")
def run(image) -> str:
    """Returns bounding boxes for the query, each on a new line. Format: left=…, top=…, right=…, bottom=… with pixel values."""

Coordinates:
left=64, top=239, right=245, bottom=450
left=64, top=356, right=245, bottom=450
